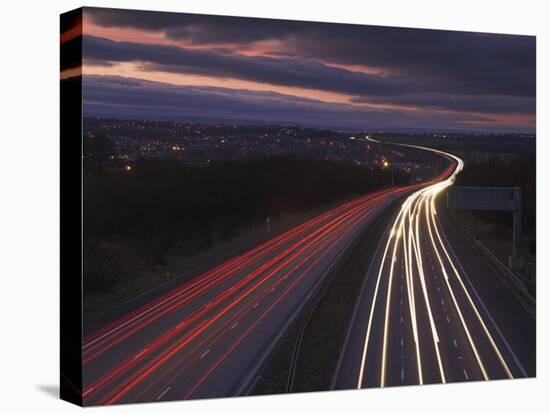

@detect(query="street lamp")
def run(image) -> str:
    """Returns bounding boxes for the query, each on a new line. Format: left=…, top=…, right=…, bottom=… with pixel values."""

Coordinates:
left=382, top=160, right=394, bottom=186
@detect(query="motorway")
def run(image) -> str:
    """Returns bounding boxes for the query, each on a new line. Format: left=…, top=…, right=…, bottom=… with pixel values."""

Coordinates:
left=81, top=176, right=445, bottom=405
left=333, top=146, right=534, bottom=390
left=81, top=142, right=534, bottom=405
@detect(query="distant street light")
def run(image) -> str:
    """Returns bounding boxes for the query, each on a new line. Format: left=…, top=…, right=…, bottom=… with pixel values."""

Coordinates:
left=382, top=160, right=394, bottom=186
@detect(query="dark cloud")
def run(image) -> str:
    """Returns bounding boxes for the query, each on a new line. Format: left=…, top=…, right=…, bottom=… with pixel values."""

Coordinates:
left=83, top=35, right=413, bottom=97
left=85, top=7, right=304, bottom=44
left=85, top=7, right=535, bottom=99
left=83, top=34, right=535, bottom=118
left=83, top=8, right=535, bottom=130
left=83, top=75, right=529, bottom=132
left=289, top=29, right=535, bottom=98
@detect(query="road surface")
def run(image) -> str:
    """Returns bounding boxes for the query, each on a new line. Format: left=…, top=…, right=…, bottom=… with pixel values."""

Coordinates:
left=333, top=147, right=534, bottom=390
left=81, top=178, right=446, bottom=405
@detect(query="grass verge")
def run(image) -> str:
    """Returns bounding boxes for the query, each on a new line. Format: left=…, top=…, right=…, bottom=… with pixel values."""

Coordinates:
left=447, top=208, right=536, bottom=297
left=251, top=199, right=400, bottom=395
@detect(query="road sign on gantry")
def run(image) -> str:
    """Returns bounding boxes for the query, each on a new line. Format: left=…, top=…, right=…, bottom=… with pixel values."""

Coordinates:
left=447, top=186, right=523, bottom=270
left=447, top=186, right=521, bottom=211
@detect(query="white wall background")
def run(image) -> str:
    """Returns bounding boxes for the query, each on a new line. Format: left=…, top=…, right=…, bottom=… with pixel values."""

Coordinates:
left=0, top=0, right=546, bottom=412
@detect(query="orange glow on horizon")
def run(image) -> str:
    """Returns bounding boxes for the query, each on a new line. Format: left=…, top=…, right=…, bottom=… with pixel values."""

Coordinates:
left=83, top=61, right=356, bottom=105
left=83, top=61, right=439, bottom=116
left=460, top=112, right=535, bottom=128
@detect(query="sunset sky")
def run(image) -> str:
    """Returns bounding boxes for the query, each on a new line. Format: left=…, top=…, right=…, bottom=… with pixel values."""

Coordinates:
left=62, top=7, right=536, bottom=132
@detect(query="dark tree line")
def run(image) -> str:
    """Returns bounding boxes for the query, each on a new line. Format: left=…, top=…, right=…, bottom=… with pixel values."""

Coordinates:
left=83, top=156, right=391, bottom=295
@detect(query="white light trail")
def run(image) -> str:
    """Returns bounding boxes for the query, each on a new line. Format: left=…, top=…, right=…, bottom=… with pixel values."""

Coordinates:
left=356, top=138, right=512, bottom=388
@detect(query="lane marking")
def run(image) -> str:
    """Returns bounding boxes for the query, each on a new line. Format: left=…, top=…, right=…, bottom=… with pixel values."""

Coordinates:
left=252, top=302, right=259, bottom=309
left=380, top=217, right=411, bottom=387
left=463, top=369, right=469, bottom=380
left=200, top=349, right=211, bottom=359
left=446, top=316, right=451, bottom=323
left=133, top=347, right=150, bottom=360
left=410, top=199, right=446, bottom=384
left=230, top=322, right=239, bottom=330
left=156, top=386, right=171, bottom=400
left=430, top=200, right=512, bottom=379
left=453, top=339, right=458, bottom=348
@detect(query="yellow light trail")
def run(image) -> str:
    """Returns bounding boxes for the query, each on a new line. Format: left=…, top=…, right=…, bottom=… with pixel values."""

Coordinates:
left=379, top=210, right=406, bottom=387
left=402, top=198, right=423, bottom=386
left=411, top=194, right=446, bottom=383
left=356, top=138, right=512, bottom=389
left=356, top=207, right=405, bottom=388
left=423, top=189, right=489, bottom=380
